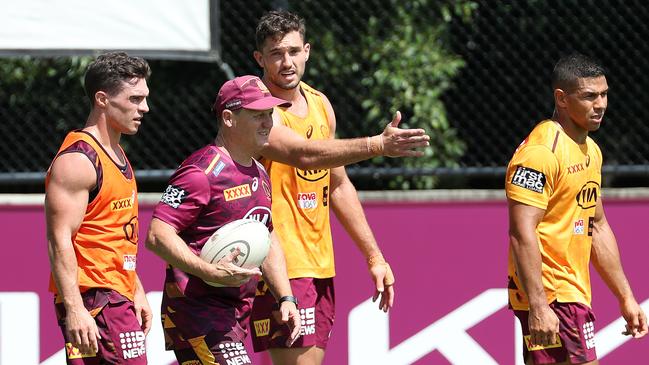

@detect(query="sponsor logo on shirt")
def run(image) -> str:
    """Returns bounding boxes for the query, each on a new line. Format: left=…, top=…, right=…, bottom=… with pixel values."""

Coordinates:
left=123, top=216, right=138, bottom=244
left=299, top=307, right=316, bottom=336
left=297, top=192, right=318, bottom=209
left=123, top=254, right=137, bottom=271
left=244, top=206, right=272, bottom=225
left=567, top=162, right=585, bottom=174
left=119, top=331, right=146, bottom=359
left=66, top=343, right=96, bottom=359
left=254, top=319, right=270, bottom=337
left=262, top=180, right=271, bottom=200
left=574, top=219, right=585, bottom=235
left=511, top=166, right=546, bottom=193
left=524, top=334, right=563, bottom=351
left=111, top=196, right=134, bottom=211
left=212, top=161, right=226, bottom=177
left=306, top=125, right=314, bottom=139
left=224, top=184, right=251, bottom=201
left=576, top=181, right=599, bottom=209
left=161, top=184, right=187, bottom=209
left=297, top=168, right=328, bottom=182
left=251, top=177, right=259, bottom=192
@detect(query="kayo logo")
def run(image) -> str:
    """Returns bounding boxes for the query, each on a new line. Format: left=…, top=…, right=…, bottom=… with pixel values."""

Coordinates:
left=348, top=289, right=649, bottom=365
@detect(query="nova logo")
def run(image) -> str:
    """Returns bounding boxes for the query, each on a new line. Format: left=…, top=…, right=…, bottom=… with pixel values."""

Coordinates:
left=224, top=184, right=251, bottom=201
left=297, top=169, right=328, bottom=182
left=111, top=197, right=133, bottom=211
left=254, top=319, right=270, bottom=337
left=297, top=192, right=317, bottom=209
left=576, top=181, right=599, bottom=209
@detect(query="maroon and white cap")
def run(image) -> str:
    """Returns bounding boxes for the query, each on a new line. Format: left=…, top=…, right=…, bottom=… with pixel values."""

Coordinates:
left=213, top=75, right=290, bottom=116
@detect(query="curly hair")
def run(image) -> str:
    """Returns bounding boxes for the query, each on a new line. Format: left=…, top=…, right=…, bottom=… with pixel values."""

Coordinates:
left=84, top=51, right=151, bottom=104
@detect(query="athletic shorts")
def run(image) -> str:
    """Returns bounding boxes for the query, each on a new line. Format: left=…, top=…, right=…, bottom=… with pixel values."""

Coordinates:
left=173, top=330, right=252, bottom=365
left=250, top=277, right=335, bottom=352
left=514, top=301, right=597, bottom=365
left=55, top=289, right=147, bottom=365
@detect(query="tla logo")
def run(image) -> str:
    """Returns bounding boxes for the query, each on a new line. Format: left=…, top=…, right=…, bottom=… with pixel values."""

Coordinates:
left=576, top=181, right=599, bottom=209
left=296, top=169, right=328, bottom=182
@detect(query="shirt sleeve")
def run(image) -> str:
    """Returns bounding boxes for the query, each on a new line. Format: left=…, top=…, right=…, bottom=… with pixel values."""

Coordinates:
left=152, top=164, right=210, bottom=232
left=505, top=144, right=558, bottom=210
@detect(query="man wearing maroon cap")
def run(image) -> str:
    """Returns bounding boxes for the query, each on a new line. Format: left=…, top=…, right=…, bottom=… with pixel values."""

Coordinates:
left=145, top=75, right=301, bottom=365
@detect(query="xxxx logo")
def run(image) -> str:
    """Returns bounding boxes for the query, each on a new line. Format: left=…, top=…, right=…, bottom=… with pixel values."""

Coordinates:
left=111, top=197, right=133, bottom=211
left=66, top=343, right=96, bottom=359
left=224, top=184, right=251, bottom=201
left=567, top=163, right=585, bottom=174
left=254, top=319, right=270, bottom=337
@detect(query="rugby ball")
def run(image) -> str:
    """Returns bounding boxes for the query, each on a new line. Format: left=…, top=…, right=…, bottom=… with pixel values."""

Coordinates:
left=200, top=219, right=271, bottom=287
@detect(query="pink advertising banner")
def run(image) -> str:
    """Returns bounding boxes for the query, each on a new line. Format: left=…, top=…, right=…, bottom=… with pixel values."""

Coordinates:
left=0, top=196, right=646, bottom=364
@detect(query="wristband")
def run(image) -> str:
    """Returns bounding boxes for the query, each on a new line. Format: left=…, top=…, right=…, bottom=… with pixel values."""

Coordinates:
left=278, top=295, right=298, bottom=307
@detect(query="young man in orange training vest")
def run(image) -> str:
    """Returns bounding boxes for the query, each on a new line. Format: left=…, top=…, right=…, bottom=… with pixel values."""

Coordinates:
left=249, top=10, right=430, bottom=365
left=506, top=53, right=647, bottom=365
left=46, top=52, right=152, bottom=364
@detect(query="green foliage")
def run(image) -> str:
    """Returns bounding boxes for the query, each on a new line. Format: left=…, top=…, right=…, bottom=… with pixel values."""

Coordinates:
left=304, top=0, right=477, bottom=188
left=0, top=56, right=91, bottom=133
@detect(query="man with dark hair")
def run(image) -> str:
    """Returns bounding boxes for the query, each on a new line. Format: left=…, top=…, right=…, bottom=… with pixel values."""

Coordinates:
left=146, top=75, right=301, bottom=365
left=249, top=10, right=429, bottom=365
left=506, top=53, right=647, bottom=365
left=46, top=51, right=152, bottom=364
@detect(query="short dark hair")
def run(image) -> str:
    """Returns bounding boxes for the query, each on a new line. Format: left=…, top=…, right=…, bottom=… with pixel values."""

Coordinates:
left=551, top=53, right=606, bottom=91
left=84, top=52, right=151, bottom=104
left=255, top=10, right=306, bottom=51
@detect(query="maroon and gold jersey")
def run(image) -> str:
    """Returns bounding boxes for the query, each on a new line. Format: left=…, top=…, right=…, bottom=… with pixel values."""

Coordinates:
left=46, top=130, right=139, bottom=301
left=505, top=120, right=602, bottom=310
left=152, top=144, right=273, bottom=349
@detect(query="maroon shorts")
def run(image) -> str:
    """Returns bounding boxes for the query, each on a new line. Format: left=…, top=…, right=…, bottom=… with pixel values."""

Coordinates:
left=514, top=302, right=597, bottom=365
left=55, top=289, right=147, bottom=365
left=173, top=330, right=252, bottom=365
left=250, top=277, right=335, bottom=352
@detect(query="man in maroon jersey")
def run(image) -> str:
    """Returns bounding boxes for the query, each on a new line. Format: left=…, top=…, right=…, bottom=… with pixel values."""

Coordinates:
left=146, top=75, right=301, bottom=364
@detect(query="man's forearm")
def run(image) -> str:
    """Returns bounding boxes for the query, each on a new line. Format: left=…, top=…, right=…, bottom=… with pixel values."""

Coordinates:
left=48, top=238, right=84, bottom=309
left=261, top=238, right=293, bottom=299
left=510, top=233, right=547, bottom=308
left=592, top=222, right=635, bottom=302
left=330, top=172, right=381, bottom=259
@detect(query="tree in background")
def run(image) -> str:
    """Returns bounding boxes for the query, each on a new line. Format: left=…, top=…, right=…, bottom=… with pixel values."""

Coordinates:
left=296, top=0, right=477, bottom=188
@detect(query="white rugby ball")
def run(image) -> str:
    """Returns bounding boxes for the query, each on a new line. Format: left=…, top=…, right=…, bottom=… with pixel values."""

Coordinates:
left=200, top=219, right=271, bottom=287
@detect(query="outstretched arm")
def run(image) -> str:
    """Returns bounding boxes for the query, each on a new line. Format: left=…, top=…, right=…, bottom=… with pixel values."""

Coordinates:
left=46, top=152, right=101, bottom=355
left=330, top=166, right=394, bottom=312
left=591, top=198, right=647, bottom=338
left=260, top=93, right=429, bottom=170
left=261, top=231, right=301, bottom=346
left=508, top=199, right=559, bottom=347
